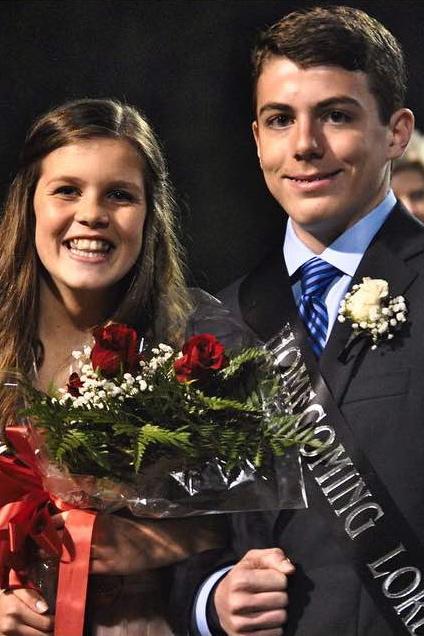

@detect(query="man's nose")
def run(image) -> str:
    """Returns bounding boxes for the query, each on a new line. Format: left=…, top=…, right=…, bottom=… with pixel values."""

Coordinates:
left=293, top=118, right=324, bottom=161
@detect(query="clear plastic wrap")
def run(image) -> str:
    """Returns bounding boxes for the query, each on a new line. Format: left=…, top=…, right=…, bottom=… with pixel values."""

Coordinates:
left=32, top=446, right=305, bottom=517
left=5, top=290, right=308, bottom=517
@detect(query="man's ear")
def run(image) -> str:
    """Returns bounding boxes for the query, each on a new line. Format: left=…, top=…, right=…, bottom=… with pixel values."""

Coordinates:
left=252, top=120, right=262, bottom=168
left=387, top=108, right=415, bottom=160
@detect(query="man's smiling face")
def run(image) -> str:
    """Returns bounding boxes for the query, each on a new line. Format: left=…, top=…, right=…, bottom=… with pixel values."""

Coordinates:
left=253, top=57, right=412, bottom=251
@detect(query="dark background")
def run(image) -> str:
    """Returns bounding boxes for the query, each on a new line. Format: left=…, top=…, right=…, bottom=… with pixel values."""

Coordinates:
left=1, top=0, right=423, bottom=292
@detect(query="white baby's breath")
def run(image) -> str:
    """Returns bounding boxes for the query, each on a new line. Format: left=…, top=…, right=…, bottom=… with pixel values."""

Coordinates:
left=58, top=339, right=159, bottom=411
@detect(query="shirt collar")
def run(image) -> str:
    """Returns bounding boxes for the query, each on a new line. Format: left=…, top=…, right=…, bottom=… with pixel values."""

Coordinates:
left=284, top=190, right=396, bottom=277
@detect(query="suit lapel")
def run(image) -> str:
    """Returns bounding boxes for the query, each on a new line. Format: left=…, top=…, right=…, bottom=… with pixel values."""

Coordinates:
left=239, top=204, right=424, bottom=407
left=238, top=249, right=297, bottom=342
left=237, top=246, right=327, bottom=378
left=320, top=203, right=424, bottom=403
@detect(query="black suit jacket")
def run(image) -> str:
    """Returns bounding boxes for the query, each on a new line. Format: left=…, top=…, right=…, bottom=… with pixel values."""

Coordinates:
left=171, top=203, right=424, bottom=635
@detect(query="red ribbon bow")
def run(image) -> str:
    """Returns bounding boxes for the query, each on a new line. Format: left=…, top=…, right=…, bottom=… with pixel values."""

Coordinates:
left=0, top=426, right=96, bottom=636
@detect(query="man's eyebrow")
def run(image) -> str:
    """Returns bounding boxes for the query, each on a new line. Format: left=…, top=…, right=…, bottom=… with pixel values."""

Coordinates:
left=257, top=96, right=361, bottom=118
left=315, top=96, right=362, bottom=110
left=257, top=103, right=292, bottom=117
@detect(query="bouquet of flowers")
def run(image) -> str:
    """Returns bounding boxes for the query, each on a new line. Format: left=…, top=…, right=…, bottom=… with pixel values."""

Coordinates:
left=16, top=323, right=313, bottom=517
left=0, top=318, right=314, bottom=636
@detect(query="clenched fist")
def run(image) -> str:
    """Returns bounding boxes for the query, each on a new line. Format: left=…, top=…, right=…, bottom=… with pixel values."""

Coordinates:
left=214, top=548, right=294, bottom=636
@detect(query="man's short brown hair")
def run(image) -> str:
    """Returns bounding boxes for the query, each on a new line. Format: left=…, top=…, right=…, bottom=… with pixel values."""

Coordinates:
left=252, top=5, right=407, bottom=124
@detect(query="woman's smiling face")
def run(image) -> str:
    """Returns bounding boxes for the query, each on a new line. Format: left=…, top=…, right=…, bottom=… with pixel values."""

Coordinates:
left=33, top=137, right=147, bottom=301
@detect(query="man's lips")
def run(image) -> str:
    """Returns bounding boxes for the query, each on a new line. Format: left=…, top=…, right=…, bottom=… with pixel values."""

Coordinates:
left=285, top=170, right=342, bottom=182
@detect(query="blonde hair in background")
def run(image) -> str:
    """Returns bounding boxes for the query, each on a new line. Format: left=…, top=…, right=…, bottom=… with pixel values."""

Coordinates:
left=400, top=128, right=424, bottom=164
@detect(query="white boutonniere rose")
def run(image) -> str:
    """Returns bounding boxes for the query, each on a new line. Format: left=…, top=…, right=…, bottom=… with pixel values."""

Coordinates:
left=338, top=277, right=407, bottom=349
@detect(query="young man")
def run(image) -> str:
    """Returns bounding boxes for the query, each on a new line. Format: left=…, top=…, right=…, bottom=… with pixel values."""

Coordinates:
left=172, top=7, right=424, bottom=635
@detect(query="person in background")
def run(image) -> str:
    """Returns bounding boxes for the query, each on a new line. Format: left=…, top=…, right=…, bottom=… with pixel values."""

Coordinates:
left=392, top=159, right=424, bottom=222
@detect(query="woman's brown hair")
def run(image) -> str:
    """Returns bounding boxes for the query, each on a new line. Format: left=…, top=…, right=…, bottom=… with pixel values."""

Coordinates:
left=0, top=98, right=191, bottom=424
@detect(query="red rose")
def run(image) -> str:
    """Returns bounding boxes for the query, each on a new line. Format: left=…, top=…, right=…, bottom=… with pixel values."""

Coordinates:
left=91, top=323, right=141, bottom=378
left=67, top=372, right=83, bottom=397
left=174, top=333, right=227, bottom=383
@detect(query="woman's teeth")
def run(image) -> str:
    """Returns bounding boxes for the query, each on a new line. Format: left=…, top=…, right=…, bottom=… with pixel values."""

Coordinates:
left=68, top=238, right=112, bottom=257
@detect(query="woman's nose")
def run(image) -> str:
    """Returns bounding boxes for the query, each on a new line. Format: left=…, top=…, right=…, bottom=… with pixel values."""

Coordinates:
left=74, top=198, right=109, bottom=228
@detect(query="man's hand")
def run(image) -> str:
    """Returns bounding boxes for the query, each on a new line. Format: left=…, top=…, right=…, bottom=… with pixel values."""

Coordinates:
left=53, top=512, right=190, bottom=575
left=53, top=512, right=227, bottom=576
left=214, top=548, right=294, bottom=636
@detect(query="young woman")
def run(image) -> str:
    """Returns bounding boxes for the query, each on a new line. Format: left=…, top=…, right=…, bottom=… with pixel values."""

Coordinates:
left=0, top=98, right=225, bottom=635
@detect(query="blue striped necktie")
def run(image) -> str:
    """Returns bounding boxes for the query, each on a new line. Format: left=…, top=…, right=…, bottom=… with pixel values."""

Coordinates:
left=298, top=257, right=341, bottom=357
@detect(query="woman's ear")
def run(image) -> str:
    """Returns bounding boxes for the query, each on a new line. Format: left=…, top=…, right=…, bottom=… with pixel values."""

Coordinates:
left=252, top=121, right=263, bottom=168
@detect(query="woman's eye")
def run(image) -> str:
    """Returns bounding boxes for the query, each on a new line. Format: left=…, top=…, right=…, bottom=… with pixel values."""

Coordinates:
left=53, top=185, right=79, bottom=197
left=108, top=189, right=135, bottom=203
left=325, top=110, right=352, bottom=124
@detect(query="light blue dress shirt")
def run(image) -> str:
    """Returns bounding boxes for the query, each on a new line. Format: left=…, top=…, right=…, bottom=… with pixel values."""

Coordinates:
left=284, top=189, right=396, bottom=342
left=194, top=189, right=397, bottom=636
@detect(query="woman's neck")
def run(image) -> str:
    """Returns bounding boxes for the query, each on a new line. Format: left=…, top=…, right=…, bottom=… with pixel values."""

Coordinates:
left=35, top=279, right=115, bottom=392
left=39, top=277, right=118, bottom=329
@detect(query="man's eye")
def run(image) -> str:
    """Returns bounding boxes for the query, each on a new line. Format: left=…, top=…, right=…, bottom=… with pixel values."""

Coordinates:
left=325, top=110, right=352, bottom=124
left=266, top=114, right=293, bottom=129
left=108, top=189, right=135, bottom=202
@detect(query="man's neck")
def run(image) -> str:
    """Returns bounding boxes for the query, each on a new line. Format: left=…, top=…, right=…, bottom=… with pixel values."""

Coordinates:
left=290, top=223, right=334, bottom=254
left=290, top=187, right=392, bottom=253
left=291, top=212, right=374, bottom=254
left=284, top=190, right=397, bottom=277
